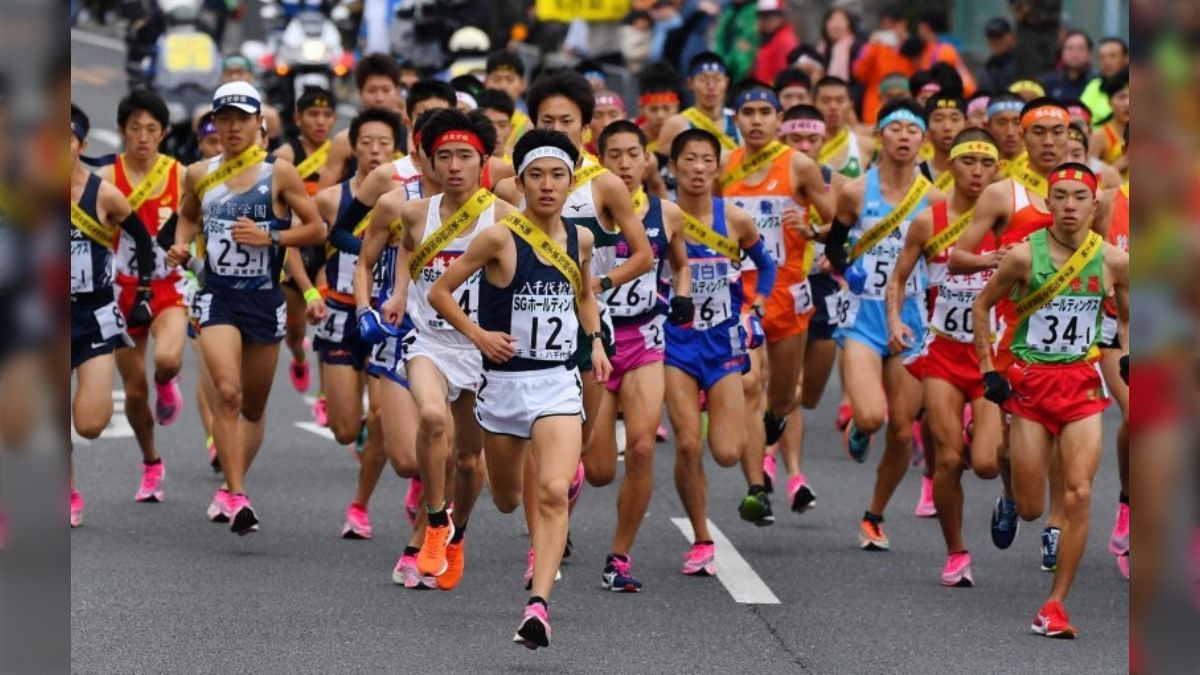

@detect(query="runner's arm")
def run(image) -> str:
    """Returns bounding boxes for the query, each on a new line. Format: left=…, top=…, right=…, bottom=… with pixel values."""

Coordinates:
left=493, top=176, right=520, bottom=205
left=273, top=142, right=295, bottom=164
left=330, top=164, right=399, bottom=254
left=662, top=202, right=692, bottom=297
left=794, top=153, right=835, bottom=222
left=353, top=190, right=405, bottom=310
left=103, top=182, right=154, bottom=288
left=428, top=225, right=505, bottom=341
left=729, top=204, right=776, bottom=299
left=378, top=200, right=425, bottom=322
left=950, top=182, right=1008, bottom=275
left=275, top=161, right=327, bottom=247
left=596, top=172, right=653, bottom=288
left=887, top=209, right=931, bottom=335
left=1110, top=244, right=1130, bottom=353
left=823, top=176, right=865, bottom=274
left=575, top=227, right=603, bottom=337
left=318, top=131, right=351, bottom=190
left=168, top=164, right=203, bottom=265
left=973, top=244, right=1031, bottom=372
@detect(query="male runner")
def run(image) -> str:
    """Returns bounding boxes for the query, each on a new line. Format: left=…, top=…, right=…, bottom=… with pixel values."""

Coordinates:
left=586, top=91, right=625, bottom=156
left=950, top=97, right=1071, bottom=561
left=984, top=93, right=1027, bottom=176
left=918, top=93, right=967, bottom=193
left=667, top=128, right=776, bottom=574
left=973, top=162, right=1128, bottom=638
left=311, top=108, right=404, bottom=539
left=1089, top=69, right=1129, bottom=179
left=427, top=128, right=610, bottom=649
left=656, top=52, right=742, bottom=159
left=319, top=54, right=407, bottom=189
left=166, top=82, right=325, bottom=535
left=477, top=88, right=515, bottom=162
left=587, top=120, right=692, bottom=591
left=824, top=97, right=943, bottom=549
left=887, top=128, right=1003, bottom=585
left=721, top=82, right=834, bottom=525
left=95, top=90, right=188, bottom=503
left=1066, top=123, right=1122, bottom=190
left=484, top=50, right=530, bottom=157
left=813, top=76, right=874, bottom=179
left=366, top=108, right=512, bottom=589
left=70, top=105, right=155, bottom=526
left=634, top=62, right=683, bottom=198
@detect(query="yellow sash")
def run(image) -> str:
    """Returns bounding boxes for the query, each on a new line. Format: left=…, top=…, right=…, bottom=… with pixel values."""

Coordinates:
left=1011, top=163, right=1048, bottom=199
left=408, top=189, right=496, bottom=279
left=919, top=142, right=935, bottom=162
left=1015, top=231, right=1104, bottom=322
left=632, top=188, right=647, bottom=212
left=934, top=167, right=954, bottom=193
left=294, top=140, right=332, bottom=179
left=682, top=107, right=737, bottom=150
left=999, top=150, right=1029, bottom=178
left=573, top=163, right=608, bottom=190
left=680, top=208, right=740, bottom=261
left=196, top=145, right=268, bottom=199
left=849, top=175, right=931, bottom=261
left=71, top=201, right=116, bottom=249
left=125, top=154, right=176, bottom=210
left=720, top=141, right=789, bottom=190
left=923, top=207, right=975, bottom=260
left=818, top=128, right=849, bottom=166
left=507, top=110, right=530, bottom=151
left=503, top=211, right=582, bottom=303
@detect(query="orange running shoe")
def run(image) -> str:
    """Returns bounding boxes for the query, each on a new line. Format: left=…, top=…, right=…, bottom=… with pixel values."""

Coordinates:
left=417, top=522, right=455, bottom=576
left=437, top=539, right=466, bottom=590
left=1031, top=600, right=1077, bottom=639
left=858, top=516, right=890, bottom=551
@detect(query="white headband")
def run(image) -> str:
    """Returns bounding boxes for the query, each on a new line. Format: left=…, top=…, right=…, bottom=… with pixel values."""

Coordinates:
left=517, top=146, right=574, bottom=176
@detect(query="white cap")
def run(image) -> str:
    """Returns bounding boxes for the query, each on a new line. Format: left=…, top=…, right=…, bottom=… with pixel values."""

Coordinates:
left=757, top=0, right=783, bottom=12
left=212, top=81, right=262, bottom=115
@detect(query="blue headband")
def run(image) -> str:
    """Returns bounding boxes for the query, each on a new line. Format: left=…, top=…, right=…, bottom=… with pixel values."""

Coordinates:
left=690, top=61, right=727, bottom=77
left=877, top=109, right=926, bottom=133
left=734, top=89, right=781, bottom=112
left=986, top=100, right=1024, bottom=120
left=583, top=70, right=607, bottom=85
left=71, top=117, right=88, bottom=141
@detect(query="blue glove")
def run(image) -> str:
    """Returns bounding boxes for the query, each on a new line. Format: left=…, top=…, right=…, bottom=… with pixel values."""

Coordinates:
left=845, top=259, right=868, bottom=295
left=742, top=313, right=765, bottom=350
left=357, top=307, right=399, bottom=344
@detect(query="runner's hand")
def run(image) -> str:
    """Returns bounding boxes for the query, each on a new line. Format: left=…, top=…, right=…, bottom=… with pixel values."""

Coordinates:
left=668, top=296, right=694, bottom=326
left=230, top=217, right=270, bottom=246
left=983, top=245, right=1014, bottom=269
left=473, top=330, right=517, bottom=363
left=380, top=294, right=405, bottom=325
left=982, top=371, right=1012, bottom=404
left=591, top=348, right=613, bottom=383
left=357, top=307, right=398, bottom=344
left=128, top=289, right=153, bottom=328
left=166, top=244, right=191, bottom=268
left=306, top=299, right=327, bottom=325
left=887, top=321, right=914, bottom=355
left=782, top=208, right=814, bottom=238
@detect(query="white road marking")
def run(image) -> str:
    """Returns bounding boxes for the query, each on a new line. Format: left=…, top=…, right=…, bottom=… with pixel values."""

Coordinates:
left=71, top=28, right=125, bottom=52
left=671, top=517, right=781, bottom=605
left=295, top=421, right=337, bottom=442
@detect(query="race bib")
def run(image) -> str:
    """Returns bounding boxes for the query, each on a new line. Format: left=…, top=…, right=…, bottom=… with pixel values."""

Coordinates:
left=71, top=240, right=95, bottom=294
left=604, top=269, right=658, bottom=317
left=512, top=292, right=577, bottom=361
left=315, top=303, right=350, bottom=343
left=690, top=263, right=732, bottom=330
left=206, top=218, right=271, bottom=278
left=94, top=301, right=126, bottom=340
left=729, top=196, right=785, bottom=269
left=117, top=227, right=170, bottom=280
left=930, top=288, right=978, bottom=342
left=826, top=289, right=860, bottom=328
left=639, top=314, right=665, bottom=350
left=792, top=280, right=814, bottom=315
left=426, top=268, right=480, bottom=331
left=856, top=238, right=921, bottom=299
left=1026, top=296, right=1101, bottom=356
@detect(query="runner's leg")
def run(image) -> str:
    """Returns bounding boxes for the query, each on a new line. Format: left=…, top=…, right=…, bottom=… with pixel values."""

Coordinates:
left=449, top=393, right=485, bottom=528
left=1008, top=416, right=1053, bottom=522
left=841, top=340, right=886, bottom=434
left=529, top=415, right=582, bottom=600
left=149, top=306, right=186, bottom=385
left=236, top=340, right=281, bottom=477
left=1047, top=414, right=1103, bottom=604
left=926, top=378, right=967, bottom=553
left=115, top=337, right=158, bottom=461
left=352, top=378, right=387, bottom=507
left=73, top=354, right=115, bottom=440
left=740, top=346, right=767, bottom=486
left=199, top=326, right=246, bottom=492
left=866, top=356, right=922, bottom=516
left=611, top=362, right=665, bottom=556
left=583, top=386, right=620, bottom=487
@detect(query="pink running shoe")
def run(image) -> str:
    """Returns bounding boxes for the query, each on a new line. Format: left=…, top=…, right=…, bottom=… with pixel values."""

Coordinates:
left=229, top=493, right=259, bottom=535
left=290, top=339, right=312, bottom=393
left=911, top=419, right=926, bottom=466
left=341, top=502, right=372, bottom=539
left=513, top=601, right=552, bottom=650
left=762, top=451, right=778, bottom=494
left=312, top=394, right=328, bottom=427
left=70, top=489, right=85, bottom=528
left=392, top=552, right=436, bottom=589
left=941, top=551, right=974, bottom=587
left=655, top=424, right=669, bottom=442
left=134, top=461, right=165, bottom=502
left=1116, top=552, right=1129, bottom=580
left=1108, top=502, right=1129, bottom=555
left=835, top=402, right=853, bottom=431
left=153, top=376, right=182, bottom=426
left=522, top=547, right=562, bottom=589
left=567, top=459, right=585, bottom=507
left=404, top=477, right=422, bottom=526
left=915, top=475, right=937, bottom=517
left=206, top=487, right=232, bottom=523
left=682, top=542, right=716, bottom=576
left=787, top=473, right=817, bottom=513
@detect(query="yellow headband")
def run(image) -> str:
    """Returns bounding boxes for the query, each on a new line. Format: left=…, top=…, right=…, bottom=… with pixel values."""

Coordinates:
left=949, top=141, right=999, bottom=161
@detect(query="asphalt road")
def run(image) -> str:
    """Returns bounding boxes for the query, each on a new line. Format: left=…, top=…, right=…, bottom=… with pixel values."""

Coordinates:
left=70, top=27, right=1127, bottom=674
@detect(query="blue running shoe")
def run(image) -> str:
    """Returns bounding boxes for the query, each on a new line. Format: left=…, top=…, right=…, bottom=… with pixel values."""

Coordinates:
left=602, top=554, right=643, bottom=592
left=843, top=423, right=872, bottom=464
left=990, top=495, right=1020, bottom=549
left=1041, top=527, right=1061, bottom=572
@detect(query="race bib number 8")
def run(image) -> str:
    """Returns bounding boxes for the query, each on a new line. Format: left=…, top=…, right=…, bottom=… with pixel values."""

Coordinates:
left=512, top=293, right=577, bottom=361
left=94, top=301, right=126, bottom=340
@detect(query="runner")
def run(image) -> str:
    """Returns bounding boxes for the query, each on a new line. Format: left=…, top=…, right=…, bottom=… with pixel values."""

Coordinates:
left=588, top=119, right=693, bottom=591
left=666, top=128, right=775, bottom=574
left=635, top=62, right=683, bottom=197
left=775, top=68, right=813, bottom=111
left=722, top=82, right=834, bottom=525
left=813, top=76, right=874, bottom=179
left=484, top=50, right=530, bottom=157
left=972, top=162, right=1128, bottom=637
left=319, top=54, right=408, bottom=190
left=427, top=128, right=610, bottom=649
left=950, top=97, right=1071, bottom=562
left=585, top=90, right=625, bottom=157
left=311, top=107, right=404, bottom=539
left=368, top=108, right=512, bottom=589
left=70, top=104, right=156, bottom=526
left=886, top=128, right=1003, bottom=585
left=984, top=93, right=1027, bottom=176
left=1088, top=69, right=1129, bottom=179
left=166, top=82, right=326, bottom=535
left=823, top=97, right=943, bottom=549
left=477, top=88, right=516, bottom=163
left=655, top=52, right=742, bottom=159
left=918, top=93, right=967, bottom=193
left=94, top=90, right=188, bottom=503
left=1066, top=123, right=1122, bottom=190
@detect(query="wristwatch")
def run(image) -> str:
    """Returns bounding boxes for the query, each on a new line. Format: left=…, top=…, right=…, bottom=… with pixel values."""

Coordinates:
left=269, top=229, right=282, bottom=246
left=587, top=331, right=604, bottom=343
left=598, top=275, right=613, bottom=292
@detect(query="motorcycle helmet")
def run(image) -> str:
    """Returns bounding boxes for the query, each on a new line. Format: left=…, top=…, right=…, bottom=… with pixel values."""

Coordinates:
left=159, top=0, right=201, bottom=24
left=448, top=27, right=490, bottom=56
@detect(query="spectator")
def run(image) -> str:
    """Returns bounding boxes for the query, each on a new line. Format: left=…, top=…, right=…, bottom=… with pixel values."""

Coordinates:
left=662, top=1, right=721, bottom=78
left=751, top=0, right=800, bottom=85
left=621, top=10, right=654, bottom=73
left=712, top=0, right=759, bottom=83
left=1039, top=29, right=1094, bottom=101
left=786, top=44, right=826, bottom=86
left=915, top=8, right=976, bottom=97
left=1080, top=36, right=1129, bottom=124
left=818, top=7, right=865, bottom=83
left=649, top=1, right=683, bottom=65
left=852, top=4, right=917, bottom=124
left=981, top=17, right=1018, bottom=93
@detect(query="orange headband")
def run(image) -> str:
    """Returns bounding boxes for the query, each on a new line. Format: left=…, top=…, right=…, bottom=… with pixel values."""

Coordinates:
left=639, top=92, right=679, bottom=107
left=1020, top=106, right=1069, bottom=130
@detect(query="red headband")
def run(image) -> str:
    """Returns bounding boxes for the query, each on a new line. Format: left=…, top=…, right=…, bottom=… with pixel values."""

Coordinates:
left=638, top=92, right=679, bottom=107
left=595, top=94, right=625, bottom=112
left=431, top=130, right=485, bottom=155
left=1047, top=166, right=1097, bottom=194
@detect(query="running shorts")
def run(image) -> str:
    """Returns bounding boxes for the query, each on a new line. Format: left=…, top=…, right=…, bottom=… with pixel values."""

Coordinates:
left=313, top=298, right=373, bottom=371
left=665, top=318, right=748, bottom=391
left=116, top=276, right=186, bottom=338
left=475, top=365, right=584, bottom=439
left=915, top=334, right=985, bottom=401
left=835, top=295, right=926, bottom=359
left=71, top=297, right=133, bottom=369
left=743, top=274, right=810, bottom=343
left=1003, top=361, right=1110, bottom=435
left=606, top=314, right=666, bottom=393
left=571, top=307, right=615, bottom=373
left=405, top=331, right=482, bottom=402
left=194, top=286, right=286, bottom=344
left=806, top=274, right=840, bottom=341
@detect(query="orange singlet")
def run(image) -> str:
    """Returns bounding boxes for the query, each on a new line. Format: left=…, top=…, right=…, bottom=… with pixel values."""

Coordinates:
left=994, top=177, right=1054, bottom=370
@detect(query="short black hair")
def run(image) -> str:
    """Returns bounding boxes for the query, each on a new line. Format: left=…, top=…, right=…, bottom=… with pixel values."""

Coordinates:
left=296, top=87, right=336, bottom=112
left=407, top=79, right=457, bottom=118
left=773, top=68, right=811, bottom=94
left=670, top=128, right=720, bottom=161
left=354, top=52, right=402, bottom=90
left=1066, top=122, right=1090, bottom=152
left=929, top=62, right=964, bottom=97
left=924, top=92, right=966, bottom=119
left=1062, top=29, right=1094, bottom=51
left=951, top=127, right=997, bottom=146
left=1101, top=68, right=1129, bottom=97
left=419, top=107, right=497, bottom=159
left=919, top=8, right=948, bottom=34
left=476, top=88, right=515, bottom=117
left=876, top=97, right=925, bottom=124
left=349, top=107, right=404, bottom=147
left=597, top=119, right=646, bottom=154
left=1099, top=36, right=1129, bottom=55
left=879, top=3, right=904, bottom=21
left=638, top=61, right=682, bottom=96
left=814, top=75, right=850, bottom=96
left=486, top=50, right=525, bottom=78
left=451, top=74, right=485, bottom=100
left=908, top=70, right=934, bottom=96
left=512, top=128, right=579, bottom=175
left=783, top=104, right=824, bottom=122
left=118, top=88, right=170, bottom=129
left=71, top=103, right=90, bottom=139
left=687, top=51, right=727, bottom=76
left=526, top=68, right=596, bottom=124
left=1020, top=96, right=1069, bottom=119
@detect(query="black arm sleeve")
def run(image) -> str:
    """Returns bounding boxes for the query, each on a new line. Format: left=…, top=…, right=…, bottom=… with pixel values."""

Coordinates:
left=118, top=211, right=154, bottom=287
left=824, top=216, right=852, bottom=274
left=329, top=197, right=370, bottom=255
